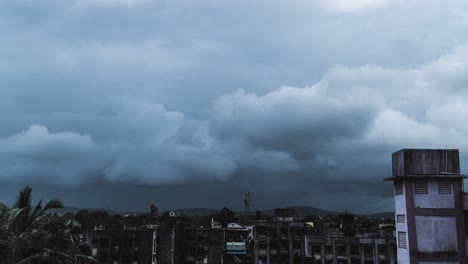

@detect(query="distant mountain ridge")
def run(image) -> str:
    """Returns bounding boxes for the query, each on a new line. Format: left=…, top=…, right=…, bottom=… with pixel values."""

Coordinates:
left=261, top=206, right=337, bottom=217
left=49, top=206, right=120, bottom=216
left=367, top=212, right=394, bottom=218
left=172, top=208, right=219, bottom=216
left=49, top=205, right=393, bottom=218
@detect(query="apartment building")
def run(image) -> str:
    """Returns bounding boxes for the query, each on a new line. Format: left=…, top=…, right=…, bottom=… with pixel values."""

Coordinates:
left=254, top=209, right=305, bottom=264
left=84, top=229, right=157, bottom=264
left=304, top=230, right=396, bottom=264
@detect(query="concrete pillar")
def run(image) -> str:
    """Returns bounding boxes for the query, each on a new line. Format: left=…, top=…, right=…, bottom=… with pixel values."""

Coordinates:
left=267, top=236, right=270, bottom=264
left=374, top=241, right=378, bottom=264
left=388, top=241, right=395, bottom=264
left=254, top=234, right=258, bottom=264
left=346, top=244, right=351, bottom=264
left=360, top=245, right=364, bottom=264
left=332, top=239, right=336, bottom=264
left=321, top=243, right=325, bottom=264
left=289, top=225, right=293, bottom=264
left=301, top=237, right=305, bottom=264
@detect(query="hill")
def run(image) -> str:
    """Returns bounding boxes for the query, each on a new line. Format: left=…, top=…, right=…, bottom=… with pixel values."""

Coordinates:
left=367, top=212, right=394, bottom=218
left=171, top=208, right=219, bottom=216
left=48, top=205, right=393, bottom=218
left=49, top=206, right=120, bottom=216
left=261, top=206, right=338, bottom=217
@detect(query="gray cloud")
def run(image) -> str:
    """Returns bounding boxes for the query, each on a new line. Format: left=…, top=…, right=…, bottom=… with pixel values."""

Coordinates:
left=1, top=0, right=468, bottom=212
left=211, top=86, right=379, bottom=157
left=0, top=125, right=100, bottom=186
left=0, top=103, right=238, bottom=186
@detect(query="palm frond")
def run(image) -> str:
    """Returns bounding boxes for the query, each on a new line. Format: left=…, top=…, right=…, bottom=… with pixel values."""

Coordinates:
left=15, top=249, right=98, bottom=264
left=42, top=199, right=64, bottom=213
left=14, top=186, right=32, bottom=209
left=73, top=255, right=99, bottom=264
left=29, top=200, right=43, bottom=228
left=1, top=188, right=96, bottom=264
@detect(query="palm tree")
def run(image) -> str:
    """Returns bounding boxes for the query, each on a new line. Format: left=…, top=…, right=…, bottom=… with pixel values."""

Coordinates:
left=0, top=204, right=22, bottom=263
left=13, top=185, right=64, bottom=234
left=0, top=186, right=98, bottom=264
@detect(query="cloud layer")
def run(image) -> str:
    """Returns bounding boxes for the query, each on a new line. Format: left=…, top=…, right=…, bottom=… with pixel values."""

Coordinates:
left=1, top=0, right=468, bottom=211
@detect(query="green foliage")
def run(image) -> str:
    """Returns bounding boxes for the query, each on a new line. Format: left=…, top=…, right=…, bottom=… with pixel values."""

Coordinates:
left=354, top=216, right=380, bottom=229
left=74, top=210, right=94, bottom=230
left=0, top=186, right=97, bottom=264
left=149, top=203, right=158, bottom=218
left=74, top=210, right=123, bottom=230
left=190, top=214, right=213, bottom=228
left=319, top=214, right=339, bottom=228
left=218, top=207, right=236, bottom=228
left=303, top=214, right=319, bottom=222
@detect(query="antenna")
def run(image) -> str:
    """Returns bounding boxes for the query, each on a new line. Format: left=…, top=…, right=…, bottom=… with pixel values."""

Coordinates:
left=244, top=191, right=251, bottom=215
left=446, top=145, right=448, bottom=173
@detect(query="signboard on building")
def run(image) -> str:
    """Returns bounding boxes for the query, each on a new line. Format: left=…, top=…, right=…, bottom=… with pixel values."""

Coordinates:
left=226, top=242, right=246, bottom=255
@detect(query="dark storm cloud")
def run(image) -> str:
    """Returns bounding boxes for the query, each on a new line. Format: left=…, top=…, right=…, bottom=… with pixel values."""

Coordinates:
left=0, top=103, right=237, bottom=185
left=210, top=86, right=379, bottom=158
left=0, top=125, right=99, bottom=185
left=2, top=0, right=468, bottom=212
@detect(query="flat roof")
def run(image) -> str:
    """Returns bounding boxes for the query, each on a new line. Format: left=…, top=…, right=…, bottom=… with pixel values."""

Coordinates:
left=383, top=174, right=468, bottom=181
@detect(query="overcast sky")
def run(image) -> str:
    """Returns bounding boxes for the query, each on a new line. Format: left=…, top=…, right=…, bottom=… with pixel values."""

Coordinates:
left=2, top=0, right=468, bottom=213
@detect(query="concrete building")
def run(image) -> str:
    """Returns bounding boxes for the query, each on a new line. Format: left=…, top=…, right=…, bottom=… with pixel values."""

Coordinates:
left=254, top=209, right=305, bottom=264
left=304, top=230, right=396, bottom=264
left=253, top=209, right=396, bottom=264
left=83, top=214, right=189, bottom=264
left=184, top=225, right=253, bottom=264
left=385, top=149, right=467, bottom=263
left=185, top=228, right=209, bottom=264
left=84, top=229, right=157, bottom=264
left=225, top=223, right=254, bottom=264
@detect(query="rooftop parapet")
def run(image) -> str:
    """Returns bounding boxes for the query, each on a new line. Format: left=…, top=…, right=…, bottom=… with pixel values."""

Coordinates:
left=391, top=149, right=460, bottom=177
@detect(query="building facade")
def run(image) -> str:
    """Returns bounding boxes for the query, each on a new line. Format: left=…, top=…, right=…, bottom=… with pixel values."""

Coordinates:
left=84, top=229, right=157, bottom=264
left=304, top=231, right=396, bottom=264
left=385, top=149, right=467, bottom=263
left=254, top=209, right=306, bottom=264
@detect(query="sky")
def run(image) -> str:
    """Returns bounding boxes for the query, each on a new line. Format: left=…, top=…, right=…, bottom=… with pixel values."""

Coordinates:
left=2, top=0, right=468, bottom=213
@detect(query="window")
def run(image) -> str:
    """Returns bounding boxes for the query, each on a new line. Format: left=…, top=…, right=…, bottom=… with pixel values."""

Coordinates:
left=312, top=246, right=321, bottom=254
left=414, top=180, right=428, bottom=194
left=378, top=244, right=386, bottom=254
left=364, top=246, right=373, bottom=256
left=398, top=232, right=407, bottom=249
left=92, top=239, right=98, bottom=247
left=396, top=215, right=405, bottom=223
left=122, top=253, right=132, bottom=262
left=98, top=252, right=108, bottom=262
left=395, top=181, right=404, bottom=195
left=351, top=245, right=359, bottom=255
left=99, top=238, right=109, bottom=248
left=336, top=245, right=346, bottom=255
left=438, top=179, right=452, bottom=194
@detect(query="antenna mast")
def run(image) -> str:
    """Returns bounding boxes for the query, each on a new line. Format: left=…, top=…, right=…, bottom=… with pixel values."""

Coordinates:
left=244, top=191, right=251, bottom=215
left=446, top=145, right=448, bottom=173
